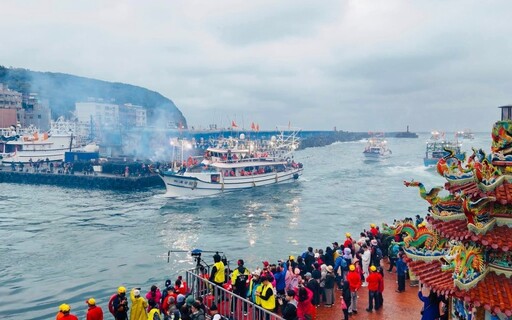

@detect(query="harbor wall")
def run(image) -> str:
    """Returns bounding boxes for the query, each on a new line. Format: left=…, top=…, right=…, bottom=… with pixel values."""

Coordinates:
left=0, top=170, right=164, bottom=190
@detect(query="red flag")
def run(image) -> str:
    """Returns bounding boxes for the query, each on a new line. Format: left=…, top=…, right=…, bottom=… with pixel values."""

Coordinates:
left=256, top=124, right=260, bottom=132
left=251, top=122, right=255, bottom=131
left=231, top=120, right=238, bottom=128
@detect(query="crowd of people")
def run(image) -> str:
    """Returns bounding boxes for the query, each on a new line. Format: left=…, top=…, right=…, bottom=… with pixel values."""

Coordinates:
left=56, top=216, right=450, bottom=320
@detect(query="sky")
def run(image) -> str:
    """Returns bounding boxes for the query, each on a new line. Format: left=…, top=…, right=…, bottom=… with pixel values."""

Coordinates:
left=1, top=0, right=511, bottom=132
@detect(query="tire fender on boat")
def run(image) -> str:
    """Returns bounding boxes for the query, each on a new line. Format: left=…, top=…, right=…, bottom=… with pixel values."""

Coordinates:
left=275, top=173, right=278, bottom=182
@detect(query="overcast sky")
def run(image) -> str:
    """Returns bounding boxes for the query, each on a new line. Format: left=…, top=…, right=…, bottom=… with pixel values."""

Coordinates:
left=1, top=0, right=510, bottom=131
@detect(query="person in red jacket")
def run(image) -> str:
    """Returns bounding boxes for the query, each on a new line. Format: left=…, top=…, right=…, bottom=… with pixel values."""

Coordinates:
left=346, top=264, right=361, bottom=314
left=59, top=304, right=79, bottom=320
left=86, top=298, right=104, bottom=320
left=376, top=267, right=385, bottom=310
left=365, top=266, right=382, bottom=312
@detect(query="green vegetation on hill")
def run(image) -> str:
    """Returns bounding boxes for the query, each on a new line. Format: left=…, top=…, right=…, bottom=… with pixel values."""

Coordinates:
left=0, top=66, right=187, bottom=128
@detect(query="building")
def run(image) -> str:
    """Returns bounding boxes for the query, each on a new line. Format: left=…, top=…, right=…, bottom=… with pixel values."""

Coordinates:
left=75, top=100, right=120, bottom=140
left=20, top=93, right=52, bottom=131
left=0, top=83, right=22, bottom=128
left=400, top=106, right=512, bottom=319
left=119, top=103, right=147, bottom=128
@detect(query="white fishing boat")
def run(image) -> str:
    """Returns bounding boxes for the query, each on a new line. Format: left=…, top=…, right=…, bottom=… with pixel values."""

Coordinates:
left=159, top=127, right=304, bottom=197
left=423, top=131, right=464, bottom=167
left=363, top=133, right=391, bottom=161
left=1, top=117, right=83, bottom=164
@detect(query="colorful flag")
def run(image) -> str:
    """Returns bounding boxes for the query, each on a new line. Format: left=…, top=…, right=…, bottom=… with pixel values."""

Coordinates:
left=231, top=120, right=238, bottom=128
left=256, top=124, right=260, bottom=132
left=251, top=122, right=255, bottom=131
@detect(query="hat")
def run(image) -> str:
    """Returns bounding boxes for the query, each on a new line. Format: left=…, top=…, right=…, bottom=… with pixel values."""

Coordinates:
left=326, top=265, right=334, bottom=273
left=304, top=272, right=312, bottom=278
left=186, top=295, right=195, bottom=306
left=349, top=265, right=356, bottom=271
left=60, top=304, right=70, bottom=312
left=262, top=261, right=269, bottom=268
left=210, top=303, right=218, bottom=311
left=371, top=239, right=378, bottom=246
left=289, top=255, right=295, bottom=261
left=336, top=249, right=342, bottom=254
left=370, top=223, right=376, bottom=228
left=177, top=294, right=186, bottom=303
left=86, top=298, right=96, bottom=305
left=165, top=279, right=171, bottom=287
left=238, top=259, right=244, bottom=266
left=370, top=266, right=377, bottom=272
left=118, top=286, right=126, bottom=294
left=133, top=289, right=140, bottom=297
left=332, top=241, right=339, bottom=246
left=346, top=232, right=351, bottom=238
left=252, top=268, right=261, bottom=276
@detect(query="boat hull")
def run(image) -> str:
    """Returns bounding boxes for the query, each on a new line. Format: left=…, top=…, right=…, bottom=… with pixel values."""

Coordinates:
left=363, top=152, right=391, bottom=161
left=159, top=168, right=303, bottom=197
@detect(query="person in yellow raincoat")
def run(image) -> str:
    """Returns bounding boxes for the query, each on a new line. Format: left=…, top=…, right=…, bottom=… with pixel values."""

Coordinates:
left=130, top=288, right=148, bottom=320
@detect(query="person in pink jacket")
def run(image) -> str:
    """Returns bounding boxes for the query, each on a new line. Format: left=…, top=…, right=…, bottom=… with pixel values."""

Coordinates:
left=145, top=285, right=162, bottom=312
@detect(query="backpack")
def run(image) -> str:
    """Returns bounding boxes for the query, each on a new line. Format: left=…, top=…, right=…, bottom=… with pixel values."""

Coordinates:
left=339, top=256, right=347, bottom=269
left=235, top=268, right=249, bottom=288
left=376, top=248, right=383, bottom=261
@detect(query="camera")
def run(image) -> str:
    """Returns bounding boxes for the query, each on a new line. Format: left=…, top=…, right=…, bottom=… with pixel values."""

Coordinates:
left=276, top=293, right=285, bottom=300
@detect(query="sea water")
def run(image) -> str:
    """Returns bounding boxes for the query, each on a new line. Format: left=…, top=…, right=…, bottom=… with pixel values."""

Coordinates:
left=0, top=132, right=490, bottom=319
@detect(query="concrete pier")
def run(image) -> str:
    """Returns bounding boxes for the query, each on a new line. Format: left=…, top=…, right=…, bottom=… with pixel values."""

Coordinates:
left=0, top=170, right=165, bottom=190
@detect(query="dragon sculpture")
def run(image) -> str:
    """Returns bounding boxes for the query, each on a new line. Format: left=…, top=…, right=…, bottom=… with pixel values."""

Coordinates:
left=404, top=180, right=463, bottom=216
left=441, top=242, right=486, bottom=288
left=491, top=120, right=512, bottom=154
left=393, top=221, right=444, bottom=252
left=462, top=196, right=495, bottom=232
left=453, top=244, right=486, bottom=286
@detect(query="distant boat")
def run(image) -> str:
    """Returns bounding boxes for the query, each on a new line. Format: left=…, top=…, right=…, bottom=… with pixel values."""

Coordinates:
left=363, top=132, right=392, bottom=161
left=456, top=129, right=474, bottom=140
left=395, top=125, right=418, bottom=138
left=423, top=131, right=464, bottom=167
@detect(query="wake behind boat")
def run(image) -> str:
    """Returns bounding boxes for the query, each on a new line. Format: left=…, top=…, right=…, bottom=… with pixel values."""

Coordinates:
left=159, top=127, right=304, bottom=197
left=363, top=132, right=392, bottom=161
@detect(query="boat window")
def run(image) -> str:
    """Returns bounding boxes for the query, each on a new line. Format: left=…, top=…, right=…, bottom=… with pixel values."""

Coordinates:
left=211, top=174, right=220, bottom=183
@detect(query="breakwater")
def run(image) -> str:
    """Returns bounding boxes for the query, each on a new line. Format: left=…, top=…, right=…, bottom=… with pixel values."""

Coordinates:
left=0, top=170, right=164, bottom=190
left=298, top=131, right=369, bottom=149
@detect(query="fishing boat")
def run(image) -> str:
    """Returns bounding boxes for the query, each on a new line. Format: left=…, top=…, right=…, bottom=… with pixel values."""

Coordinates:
left=363, top=133, right=392, bottom=160
left=159, top=127, right=304, bottom=197
left=456, top=129, right=474, bottom=140
left=423, top=131, right=464, bottom=167
left=1, top=117, right=83, bottom=164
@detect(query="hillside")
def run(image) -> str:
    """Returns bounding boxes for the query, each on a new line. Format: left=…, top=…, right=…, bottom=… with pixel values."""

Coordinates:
left=0, top=66, right=187, bottom=128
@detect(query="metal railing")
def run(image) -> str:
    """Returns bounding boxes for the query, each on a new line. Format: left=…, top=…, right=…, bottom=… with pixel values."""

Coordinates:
left=185, top=268, right=284, bottom=320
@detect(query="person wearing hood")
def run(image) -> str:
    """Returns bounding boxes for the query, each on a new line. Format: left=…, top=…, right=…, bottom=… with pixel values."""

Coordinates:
left=130, top=288, right=148, bottom=320
left=145, top=285, right=161, bottom=313
left=342, top=248, right=353, bottom=281
left=278, top=290, right=298, bottom=320
left=190, top=301, right=206, bottom=320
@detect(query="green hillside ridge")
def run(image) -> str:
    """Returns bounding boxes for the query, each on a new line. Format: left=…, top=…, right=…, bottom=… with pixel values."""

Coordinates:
left=0, top=66, right=187, bottom=128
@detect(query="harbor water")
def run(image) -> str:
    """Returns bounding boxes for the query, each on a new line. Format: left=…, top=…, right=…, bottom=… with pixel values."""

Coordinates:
left=0, top=132, right=490, bottom=319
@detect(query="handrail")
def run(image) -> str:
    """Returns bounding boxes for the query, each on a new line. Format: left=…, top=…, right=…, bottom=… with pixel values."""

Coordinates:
left=185, top=268, right=284, bottom=320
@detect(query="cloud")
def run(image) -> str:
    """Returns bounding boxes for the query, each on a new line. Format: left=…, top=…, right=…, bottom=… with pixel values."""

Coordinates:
left=1, top=0, right=511, bottom=132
